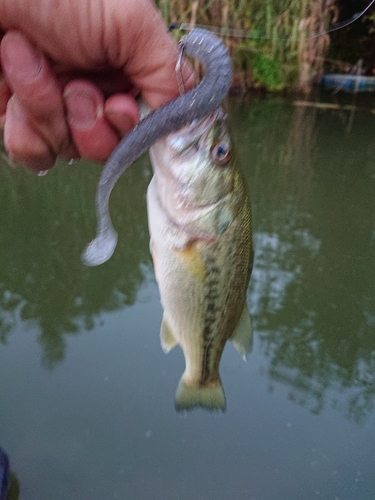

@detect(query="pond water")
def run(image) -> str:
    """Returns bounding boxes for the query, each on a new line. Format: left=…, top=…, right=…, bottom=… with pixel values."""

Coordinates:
left=0, top=95, right=374, bottom=500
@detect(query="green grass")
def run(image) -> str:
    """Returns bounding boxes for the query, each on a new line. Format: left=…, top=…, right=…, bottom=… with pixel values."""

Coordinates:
left=155, top=0, right=336, bottom=93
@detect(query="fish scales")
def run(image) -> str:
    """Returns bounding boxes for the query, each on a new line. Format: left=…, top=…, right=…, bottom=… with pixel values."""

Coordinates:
left=148, top=108, right=253, bottom=411
left=201, top=202, right=252, bottom=385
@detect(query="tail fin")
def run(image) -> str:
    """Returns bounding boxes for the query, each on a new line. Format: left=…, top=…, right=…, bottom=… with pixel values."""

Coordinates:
left=175, top=377, right=226, bottom=412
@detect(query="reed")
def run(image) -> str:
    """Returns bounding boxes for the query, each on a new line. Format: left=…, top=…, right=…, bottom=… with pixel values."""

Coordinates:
left=155, top=0, right=338, bottom=93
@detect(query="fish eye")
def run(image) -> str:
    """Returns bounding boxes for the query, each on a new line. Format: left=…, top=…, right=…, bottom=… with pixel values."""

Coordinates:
left=211, top=142, right=231, bottom=166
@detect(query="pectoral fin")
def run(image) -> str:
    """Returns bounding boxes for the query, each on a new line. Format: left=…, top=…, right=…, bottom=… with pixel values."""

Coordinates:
left=160, top=314, right=178, bottom=353
left=231, top=305, right=253, bottom=361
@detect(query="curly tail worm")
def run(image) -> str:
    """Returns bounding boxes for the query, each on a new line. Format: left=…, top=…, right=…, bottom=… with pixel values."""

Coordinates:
left=82, top=28, right=232, bottom=266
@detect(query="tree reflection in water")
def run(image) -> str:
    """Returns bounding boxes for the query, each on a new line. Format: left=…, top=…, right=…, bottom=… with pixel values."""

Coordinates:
left=231, top=97, right=375, bottom=424
left=0, top=155, right=152, bottom=368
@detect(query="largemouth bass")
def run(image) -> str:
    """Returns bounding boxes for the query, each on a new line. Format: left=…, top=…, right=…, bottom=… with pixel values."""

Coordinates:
left=148, top=108, right=253, bottom=411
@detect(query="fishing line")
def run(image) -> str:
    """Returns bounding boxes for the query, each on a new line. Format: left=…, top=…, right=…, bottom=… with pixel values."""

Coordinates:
left=168, top=0, right=375, bottom=41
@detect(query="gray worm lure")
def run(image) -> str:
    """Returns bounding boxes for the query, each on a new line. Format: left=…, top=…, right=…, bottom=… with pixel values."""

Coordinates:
left=82, top=28, right=232, bottom=266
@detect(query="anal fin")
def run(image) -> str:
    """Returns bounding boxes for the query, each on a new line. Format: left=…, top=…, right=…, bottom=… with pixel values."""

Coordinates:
left=231, top=305, right=253, bottom=361
left=160, top=314, right=178, bottom=353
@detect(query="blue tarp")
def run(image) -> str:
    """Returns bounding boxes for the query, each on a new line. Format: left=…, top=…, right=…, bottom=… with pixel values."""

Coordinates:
left=322, top=74, right=375, bottom=92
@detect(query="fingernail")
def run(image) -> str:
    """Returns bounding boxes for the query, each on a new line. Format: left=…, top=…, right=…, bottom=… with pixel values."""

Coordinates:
left=65, top=90, right=100, bottom=129
left=2, top=32, right=42, bottom=81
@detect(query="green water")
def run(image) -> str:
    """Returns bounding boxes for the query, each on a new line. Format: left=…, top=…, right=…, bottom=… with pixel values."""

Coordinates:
left=0, top=96, right=374, bottom=499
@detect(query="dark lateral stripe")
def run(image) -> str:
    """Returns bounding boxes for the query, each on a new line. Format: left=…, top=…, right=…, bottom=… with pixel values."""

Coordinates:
left=200, top=247, right=222, bottom=384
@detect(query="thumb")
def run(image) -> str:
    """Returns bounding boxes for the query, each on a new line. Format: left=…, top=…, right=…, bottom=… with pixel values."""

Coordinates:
left=107, top=0, right=195, bottom=109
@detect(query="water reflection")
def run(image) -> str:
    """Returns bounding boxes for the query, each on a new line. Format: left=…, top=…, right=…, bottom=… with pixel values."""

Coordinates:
left=1, top=97, right=374, bottom=425
left=230, top=96, right=375, bottom=424
left=0, top=156, right=152, bottom=368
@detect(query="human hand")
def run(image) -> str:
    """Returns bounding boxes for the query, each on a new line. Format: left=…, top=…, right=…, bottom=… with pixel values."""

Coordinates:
left=0, top=0, right=194, bottom=171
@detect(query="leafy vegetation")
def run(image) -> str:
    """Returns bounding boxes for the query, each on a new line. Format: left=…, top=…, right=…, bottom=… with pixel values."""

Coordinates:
left=155, top=0, right=337, bottom=93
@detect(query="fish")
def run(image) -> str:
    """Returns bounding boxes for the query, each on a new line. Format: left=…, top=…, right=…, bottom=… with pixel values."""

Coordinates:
left=147, top=107, right=253, bottom=411
left=80, top=28, right=252, bottom=410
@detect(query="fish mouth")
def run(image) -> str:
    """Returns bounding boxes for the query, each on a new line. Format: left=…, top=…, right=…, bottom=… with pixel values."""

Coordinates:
left=169, top=107, right=227, bottom=151
left=189, top=107, right=226, bottom=135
